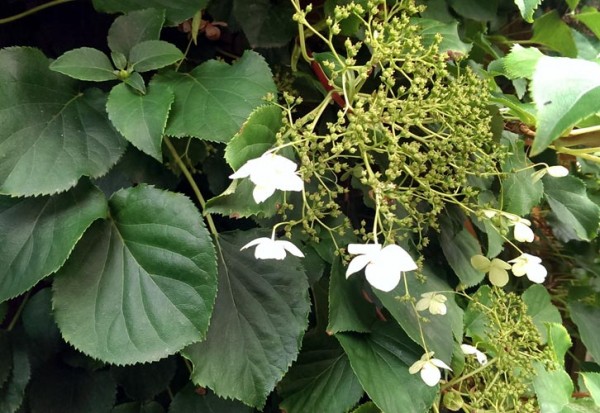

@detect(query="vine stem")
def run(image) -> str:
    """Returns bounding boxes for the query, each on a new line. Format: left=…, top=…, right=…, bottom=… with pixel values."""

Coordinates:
left=7, top=290, right=31, bottom=331
left=0, top=0, right=77, bottom=24
left=164, top=136, right=219, bottom=238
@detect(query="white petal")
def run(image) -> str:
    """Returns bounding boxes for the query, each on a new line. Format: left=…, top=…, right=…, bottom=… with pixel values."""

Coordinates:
left=279, top=240, right=305, bottom=258
left=420, top=363, right=442, bottom=387
left=547, top=165, right=569, bottom=177
left=430, top=301, right=447, bottom=315
left=475, top=351, right=488, bottom=365
left=489, top=267, right=509, bottom=286
left=430, top=358, right=452, bottom=371
left=483, top=209, right=497, bottom=219
left=346, top=254, right=372, bottom=278
left=471, top=255, right=491, bottom=271
left=268, top=153, right=299, bottom=173
left=511, top=261, right=527, bottom=277
left=514, top=222, right=534, bottom=242
left=365, top=262, right=402, bottom=292
left=348, top=243, right=381, bottom=255
left=491, top=258, right=512, bottom=270
left=255, top=240, right=286, bottom=260
left=522, top=253, right=542, bottom=264
left=461, top=344, right=477, bottom=355
left=415, top=298, right=430, bottom=312
left=379, top=244, right=418, bottom=271
left=274, top=173, right=304, bottom=192
left=229, top=159, right=258, bottom=179
left=240, top=237, right=271, bottom=251
left=252, top=185, right=276, bottom=203
left=526, top=263, right=547, bottom=283
left=409, top=359, right=425, bottom=374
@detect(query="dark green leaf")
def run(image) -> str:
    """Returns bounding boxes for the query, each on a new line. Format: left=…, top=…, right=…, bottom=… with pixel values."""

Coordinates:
left=184, top=230, right=310, bottom=408
left=111, top=357, right=176, bottom=400
left=337, top=321, right=437, bottom=413
left=53, top=185, right=218, bottom=365
left=351, top=402, right=382, bottom=413
left=0, top=336, right=30, bottom=413
left=501, top=133, right=543, bottom=215
left=0, top=334, right=10, bottom=388
left=205, top=179, right=282, bottom=219
left=327, top=257, right=375, bottom=334
left=439, top=215, right=484, bottom=288
left=123, top=72, right=147, bottom=94
left=0, top=48, right=127, bottom=196
left=416, top=18, right=471, bottom=55
left=129, top=41, right=183, bottom=72
left=225, top=105, right=282, bottom=170
left=522, top=284, right=562, bottom=343
left=0, top=181, right=107, bottom=302
left=544, top=175, right=599, bottom=241
left=568, top=301, right=600, bottom=363
left=233, top=0, right=295, bottom=48
left=531, top=57, right=600, bottom=155
left=21, top=289, right=63, bottom=359
left=28, top=363, right=116, bottom=413
left=50, top=47, right=116, bottom=81
left=448, top=0, right=498, bottom=21
left=168, top=384, right=252, bottom=413
left=156, top=51, right=277, bottom=142
left=575, top=7, right=600, bottom=39
left=107, top=9, right=165, bottom=56
left=278, top=331, right=363, bottom=413
left=92, top=0, right=207, bottom=24
left=112, top=402, right=165, bottom=413
left=374, top=266, right=463, bottom=365
left=107, top=80, right=174, bottom=161
left=546, top=323, right=572, bottom=367
left=531, top=11, right=577, bottom=58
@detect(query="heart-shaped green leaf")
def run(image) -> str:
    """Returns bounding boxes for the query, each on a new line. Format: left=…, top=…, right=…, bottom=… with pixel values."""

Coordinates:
left=156, top=51, right=277, bottom=143
left=0, top=47, right=127, bottom=196
left=336, top=321, right=437, bottom=413
left=278, top=331, right=364, bottom=413
left=0, top=181, right=107, bottom=302
left=50, top=47, right=117, bottom=81
left=53, top=185, right=218, bottom=365
left=107, top=9, right=165, bottom=56
left=129, top=41, right=183, bottom=73
left=107, top=80, right=174, bottom=161
left=184, top=230, right=310, bottom=408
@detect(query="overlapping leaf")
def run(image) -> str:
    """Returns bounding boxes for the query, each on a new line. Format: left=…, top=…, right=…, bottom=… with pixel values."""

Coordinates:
left=107, top=9, right=165, bottom=56
left=53, top=185, right=217, bottom=365
left=0, top=181, right=107, bottom=302
left=0, top=47, right=127, bottom=196
left=184, top=230, right=310, bottom=408
left=156, top=51, right=277, bottom=143
left=92, top=0, right=207, bottom=24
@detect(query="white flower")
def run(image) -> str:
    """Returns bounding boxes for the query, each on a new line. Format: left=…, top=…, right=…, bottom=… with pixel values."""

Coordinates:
left=415, top=292, right=447, bottom=315
left=513, top=218, right=534, bottom=243
left=470, top=254, right=511, bottom=287
left=345, top=243, right=417, bottom=292
left=461, top=344, right=488, bottom=365
left=547, top=165, right=569, bottom=177
left=241, top=237, right=304, bottom=260
left=409, top=352, right=452, bottom=387
left=229, top=152, right=303, bottom=203
left=509, top=253, right=547, bottom=283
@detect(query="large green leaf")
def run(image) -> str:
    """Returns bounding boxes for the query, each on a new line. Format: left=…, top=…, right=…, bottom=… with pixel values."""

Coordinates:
left=415, top=18, right=471, bottom=55
left=581, top=373, right=600, bottom=407
left=546, top=323, right=572, bottom=367
left=156, top=51, right=277, bottom=143
left=92, top=0, right=207, bottom=24
left=111, top=357, right=176, bottom=400
left=522, top=284, right=562, bottom=343
left=501, top=133, right=543, bottom=215
left=503, top=45, right=543, bottom=80
left=52, top=185, right=218, bottom=365
left=28, top=364, right=116, bottom=413
left=278, top=331, right=364, bottom=413
left=439, top=214, right=484, bottom=288
left=575, top=7, right=600, bottom=40
left=0, top=334, right=30, bottom=413
left=129, top=41, right=183, bottom=73
left=168, top=384, right=252, bottom=413
left=0, top=47, right=127, bottom=197
left=233, top=0, right=295, bottom=48
left=327, top=257, right=375, bottom=334
left=225, top=105, right=282, bottom=170
left=374, top=266, right=462, bottom=365
left=448, top=0, right=498, bottom=21
left=107, top=80, right=174, bottom=161
left=568, top=301, right=600, bottom=363
left=533, top=363, right=573, bottom=413
left=531, top=11, right=577, bottom=58
left=544, top=175, right=600, bottom=241
left=183, top=230, right=310, bottom=408
left=531, top=56, right=600, bottom=155
left=107, top=9, right=165, bottom=56
left=337, top=321, right=437, bottom=413
left=50, top=47, right=117, bottom=81
left=0, top=181, right=107, bottom=302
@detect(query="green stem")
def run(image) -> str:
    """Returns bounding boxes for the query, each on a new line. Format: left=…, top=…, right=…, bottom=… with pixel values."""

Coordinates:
left=0, top=0, right=77, bottom=24
left=7, top=291, right=31, bottom=331
left=442, top=357, right=497, bottom=390
left=164, top=137, right=219, bottom=238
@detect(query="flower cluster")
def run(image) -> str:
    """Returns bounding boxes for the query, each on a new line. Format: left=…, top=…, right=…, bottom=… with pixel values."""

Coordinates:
left=471, top=253, right=547, bottom=286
